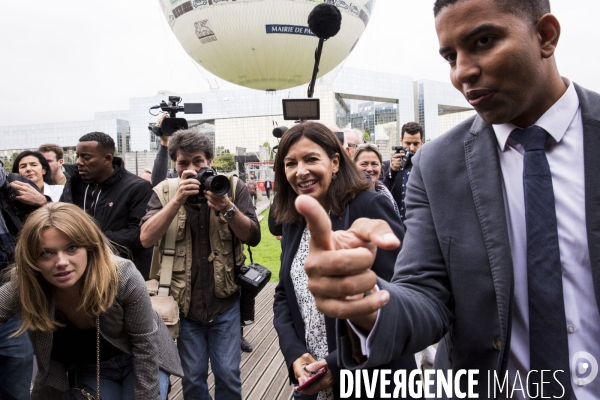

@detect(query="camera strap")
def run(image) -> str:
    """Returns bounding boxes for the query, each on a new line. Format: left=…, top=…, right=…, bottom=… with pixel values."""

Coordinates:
left=229, top=225, right=251, bottom=273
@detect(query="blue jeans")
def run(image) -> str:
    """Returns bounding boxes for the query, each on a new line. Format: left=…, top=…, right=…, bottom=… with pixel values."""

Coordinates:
left=178, top=301, right=242, bottom=400
left=0, top=316, right=33, bottom=400
left=75, top=353, right=170, bottom=400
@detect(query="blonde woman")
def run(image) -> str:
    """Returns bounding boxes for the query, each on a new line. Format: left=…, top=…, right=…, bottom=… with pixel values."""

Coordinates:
left=0, top=202, right=182, bottom=400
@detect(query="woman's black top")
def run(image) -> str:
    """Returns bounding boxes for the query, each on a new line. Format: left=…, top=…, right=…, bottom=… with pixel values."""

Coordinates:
left=50, top=312, right=123, bottom=366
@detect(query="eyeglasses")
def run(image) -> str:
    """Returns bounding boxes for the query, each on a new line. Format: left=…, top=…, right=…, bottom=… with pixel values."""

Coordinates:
left=347, top=143, right=358, bottom=148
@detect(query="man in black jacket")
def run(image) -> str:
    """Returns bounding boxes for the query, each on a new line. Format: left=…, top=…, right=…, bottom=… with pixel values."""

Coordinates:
left=60, top=132, right=154, bottom=278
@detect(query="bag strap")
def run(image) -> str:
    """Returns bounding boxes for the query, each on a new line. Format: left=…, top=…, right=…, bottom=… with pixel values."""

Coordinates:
left=95, top=316, right=101, bottom=399
left=226, top=175, right=253, bottom=268
left=158, top=178, right=180, bottom=297
left=247, top=245, right=254, bottom=264
left=227, top=176, right=257, bottom=265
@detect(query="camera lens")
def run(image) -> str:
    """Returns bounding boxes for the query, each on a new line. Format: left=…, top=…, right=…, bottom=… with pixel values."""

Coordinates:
left=205, top=175, right=230, bottom=196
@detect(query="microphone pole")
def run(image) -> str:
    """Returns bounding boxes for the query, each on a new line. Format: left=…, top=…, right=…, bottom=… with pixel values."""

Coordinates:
left=306, top=3, right=342, bottom=99
left=307, top=39, right=324, bottom=99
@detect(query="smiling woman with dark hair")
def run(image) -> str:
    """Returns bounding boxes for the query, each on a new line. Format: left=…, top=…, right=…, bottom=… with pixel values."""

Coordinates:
left=272, top=122, right=417, bottom=399
left=12, top=150, right=64, bottom=201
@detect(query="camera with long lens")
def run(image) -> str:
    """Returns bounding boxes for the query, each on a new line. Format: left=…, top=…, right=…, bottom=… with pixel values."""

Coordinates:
left=391, top=145, right=404, bottom=154
left=148, top=96, right=203, bottom=137
left=186, top=167, right=231, bottom=204
left=400, top=151, right=414, bottom=170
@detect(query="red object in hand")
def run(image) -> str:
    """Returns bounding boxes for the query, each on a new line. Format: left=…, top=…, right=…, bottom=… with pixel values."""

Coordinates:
left=296, top=367, right=328, bottom=391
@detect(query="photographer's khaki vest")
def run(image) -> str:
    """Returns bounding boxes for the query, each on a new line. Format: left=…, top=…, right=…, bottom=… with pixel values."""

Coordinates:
left=150, top=177, right=245, bottom=317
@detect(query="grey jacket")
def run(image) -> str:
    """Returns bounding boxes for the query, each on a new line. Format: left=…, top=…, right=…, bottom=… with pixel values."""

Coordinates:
left=0, top=257, right=183, bottom=399
left=337, top=84, right=600, bottom=398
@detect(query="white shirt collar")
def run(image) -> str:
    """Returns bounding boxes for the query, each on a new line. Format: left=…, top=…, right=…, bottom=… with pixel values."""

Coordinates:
left=492, top=80, right=579, bottom=151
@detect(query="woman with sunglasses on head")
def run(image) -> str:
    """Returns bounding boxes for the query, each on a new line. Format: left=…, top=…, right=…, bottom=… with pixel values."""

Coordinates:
left=272, top=122, right=417, bottom=400
left=0, top=202, right=182, bottom=400
left=353, top=144, right=400, bottom=217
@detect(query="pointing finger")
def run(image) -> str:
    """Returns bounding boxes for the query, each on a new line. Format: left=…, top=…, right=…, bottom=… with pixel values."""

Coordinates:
left=347, top=218, right=400, bottom=251
left=295, top=195, right=332, bottom=251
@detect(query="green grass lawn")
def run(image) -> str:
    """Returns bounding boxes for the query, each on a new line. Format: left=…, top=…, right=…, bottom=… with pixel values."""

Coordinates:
left=244, top=207, right=281, bottom=282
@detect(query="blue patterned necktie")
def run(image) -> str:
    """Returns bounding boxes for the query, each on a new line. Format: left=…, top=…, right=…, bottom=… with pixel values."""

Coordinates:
left=510, top=126, right=572, bottom=398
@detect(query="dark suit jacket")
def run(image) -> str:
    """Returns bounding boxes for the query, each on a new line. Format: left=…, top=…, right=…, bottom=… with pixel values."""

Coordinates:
left=380, top=160, right=404, bottom=210
left=273, top=190, right=417, bottom=400
left=337, top=84, right=600, bottom=398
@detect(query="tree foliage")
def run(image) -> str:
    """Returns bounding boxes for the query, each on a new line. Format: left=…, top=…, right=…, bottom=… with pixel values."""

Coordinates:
left=263, top=141, right=275, bottom=162
left=213, top=153, right=236, bottom=172
left=363, top=127, right=371, bottom=142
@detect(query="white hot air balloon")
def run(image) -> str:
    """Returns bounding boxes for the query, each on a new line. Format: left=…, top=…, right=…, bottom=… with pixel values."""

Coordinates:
left=159, top=0, right=377, bottom=90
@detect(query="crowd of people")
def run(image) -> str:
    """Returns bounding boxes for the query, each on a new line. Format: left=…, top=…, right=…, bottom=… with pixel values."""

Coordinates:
left=0, top=0, right=598, bottom=399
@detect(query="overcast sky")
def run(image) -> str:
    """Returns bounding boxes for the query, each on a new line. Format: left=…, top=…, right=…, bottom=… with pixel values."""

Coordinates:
left=1, top=0, right=598, bottom=127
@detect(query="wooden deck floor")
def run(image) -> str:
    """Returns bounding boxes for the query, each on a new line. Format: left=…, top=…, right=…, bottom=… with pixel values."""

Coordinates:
left=169, top=283, right=294, bottom=400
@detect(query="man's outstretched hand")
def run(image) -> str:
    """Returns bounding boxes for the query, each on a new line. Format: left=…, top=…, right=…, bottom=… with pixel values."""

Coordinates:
left=295, top=195, right=400, bottom=333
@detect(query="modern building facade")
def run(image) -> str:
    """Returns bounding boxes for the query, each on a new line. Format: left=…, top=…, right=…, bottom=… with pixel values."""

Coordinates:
left=414, top=79, right=473, bottom=141
left=0, top=118, right=129, bottom=162
left=0, top=67, right=474, bottom=170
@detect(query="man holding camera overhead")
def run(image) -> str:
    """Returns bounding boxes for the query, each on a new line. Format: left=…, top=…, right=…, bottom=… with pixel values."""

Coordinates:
left=383, top=122, right=424, bottom=223
left=140, top=129, right=260, bottom=400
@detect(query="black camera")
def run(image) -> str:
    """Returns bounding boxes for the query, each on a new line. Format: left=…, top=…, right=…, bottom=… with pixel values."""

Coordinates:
left=186, top=167, right=231, bottom=204
left=148, top=96, right=203, bottom=137
left=401, top=151, right=414, bottom=170
left=236, top=263, right=272, bottom=297
left=392, top=146, right=404, bottom=154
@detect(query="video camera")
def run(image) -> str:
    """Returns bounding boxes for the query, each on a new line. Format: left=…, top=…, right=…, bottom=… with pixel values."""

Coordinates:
left=391, top=146, right=404, bottom=154
left=186, top=167, right=231, bottom=204
left=148, top=96, right=203, bottom=137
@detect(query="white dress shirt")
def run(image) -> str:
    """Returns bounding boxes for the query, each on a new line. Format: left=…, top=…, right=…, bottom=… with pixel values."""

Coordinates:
left=494, top=81, right=599, bottom=399
left=43, top=182, right=64, bottom=202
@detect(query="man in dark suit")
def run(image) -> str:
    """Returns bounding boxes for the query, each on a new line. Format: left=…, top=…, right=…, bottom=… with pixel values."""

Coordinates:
left=296, top=0, right=600, bottom=398
left=382, top=122, right=424, bottom=223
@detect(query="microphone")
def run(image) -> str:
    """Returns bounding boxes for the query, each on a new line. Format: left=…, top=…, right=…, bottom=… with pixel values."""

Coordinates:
left=150, top=105, right=161, bottom=110
left=307, top=4, right=342, bottom=98
left=308, top=3, right=342, bottom=40
left=272, top=126, right=288, bottom=138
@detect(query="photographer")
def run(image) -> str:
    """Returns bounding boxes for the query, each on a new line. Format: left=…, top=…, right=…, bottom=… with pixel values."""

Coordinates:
left=140, top=130, right=260, bottom=400
left=383, top=122, right=424, bottom=223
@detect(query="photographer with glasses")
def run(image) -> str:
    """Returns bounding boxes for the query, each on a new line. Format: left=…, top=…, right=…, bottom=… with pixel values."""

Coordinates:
left=140, top=130, right=260, bottom=400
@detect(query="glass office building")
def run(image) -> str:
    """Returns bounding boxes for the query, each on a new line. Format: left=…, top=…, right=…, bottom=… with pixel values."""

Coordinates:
left=0, top=67, right=474, bottom=168
left=0, top=119, right=129, bottom=162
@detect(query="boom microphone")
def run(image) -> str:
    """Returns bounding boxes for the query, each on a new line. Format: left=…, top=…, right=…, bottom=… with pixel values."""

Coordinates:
left=308, top=3, right=342, bottom=40
left=307, top=4, right=342, bottom=98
